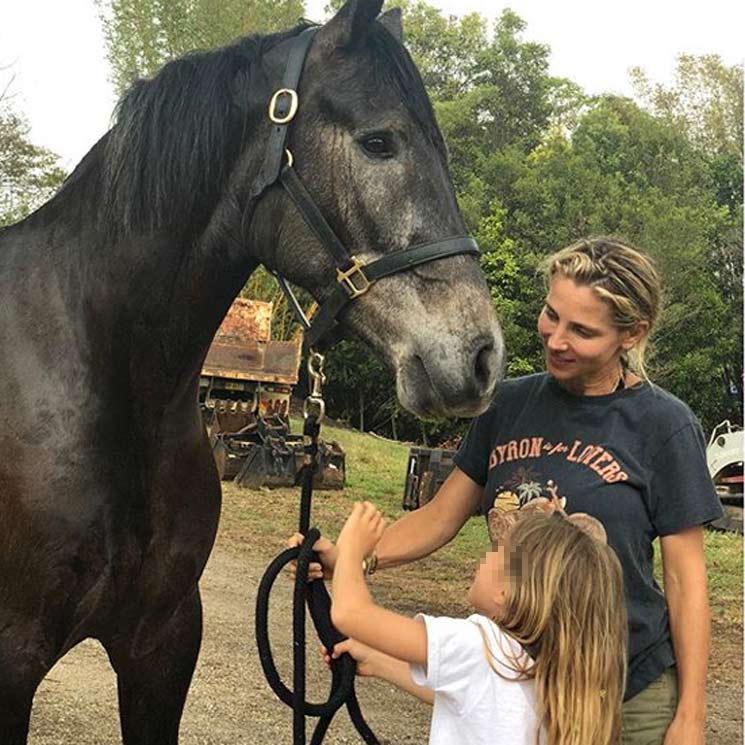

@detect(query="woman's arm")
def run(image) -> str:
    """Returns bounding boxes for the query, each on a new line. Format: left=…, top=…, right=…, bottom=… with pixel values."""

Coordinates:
left=660, top=525, right=710, bottom=745
left=293, top=466, right=484, bottom=580
left=373, top=466, right=484, bottom=569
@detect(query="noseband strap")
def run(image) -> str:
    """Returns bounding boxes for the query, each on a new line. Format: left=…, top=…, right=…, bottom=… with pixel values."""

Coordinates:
left=253, top=25, right=481, bottom=352
left=300, top=236, right=480, bottom=350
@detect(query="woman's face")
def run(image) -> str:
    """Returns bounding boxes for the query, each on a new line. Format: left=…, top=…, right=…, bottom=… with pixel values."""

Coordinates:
left=537, top=274, right=632, bottom=392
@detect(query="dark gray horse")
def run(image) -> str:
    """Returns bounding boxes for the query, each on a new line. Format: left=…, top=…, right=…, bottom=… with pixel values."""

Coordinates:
left=0, top=1, right=503, bottom=742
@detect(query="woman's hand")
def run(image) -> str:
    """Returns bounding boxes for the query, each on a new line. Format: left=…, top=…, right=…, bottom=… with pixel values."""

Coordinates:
left=662, top=714, right=705, bottom=745
left=321, top=639, right=378, bottom=678
left=336, top=501, right=386, bottom=562
left=286, top=532, right=338, bottom=581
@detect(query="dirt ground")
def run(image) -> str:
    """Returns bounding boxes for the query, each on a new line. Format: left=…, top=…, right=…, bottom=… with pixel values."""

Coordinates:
left=28, top=505, right=743, bottom=745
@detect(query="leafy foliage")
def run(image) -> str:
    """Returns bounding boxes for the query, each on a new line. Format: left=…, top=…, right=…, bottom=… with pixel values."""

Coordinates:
left=96, top=0, right=306, bottom=95
left=0, top=100, right=66, bottom=227
left=631, top=54, right=743, bottom=160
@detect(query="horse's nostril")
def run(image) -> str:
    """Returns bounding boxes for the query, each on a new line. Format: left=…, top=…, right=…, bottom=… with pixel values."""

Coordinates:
left=474, top=342, right=495, bottom=388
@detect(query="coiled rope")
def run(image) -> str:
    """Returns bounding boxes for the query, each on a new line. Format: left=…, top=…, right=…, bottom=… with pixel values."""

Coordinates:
left=255, top=354, right=379, bottom=744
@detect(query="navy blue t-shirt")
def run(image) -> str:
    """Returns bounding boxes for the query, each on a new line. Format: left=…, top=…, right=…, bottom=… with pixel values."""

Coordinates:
left=454, top=373, right=723, bottom=700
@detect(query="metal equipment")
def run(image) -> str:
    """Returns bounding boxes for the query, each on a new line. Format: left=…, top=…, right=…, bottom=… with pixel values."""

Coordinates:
left=201, top=298, right=345, bottom=489
left=707, top=420, right=743, bottom=534
left=403, top=446, right=458, bottom=511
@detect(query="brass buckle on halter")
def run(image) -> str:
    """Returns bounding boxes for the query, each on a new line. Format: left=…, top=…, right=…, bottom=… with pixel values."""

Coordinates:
left=337, top=257, right=371, bottom=298
left=269, top=88, right=298, bottom=124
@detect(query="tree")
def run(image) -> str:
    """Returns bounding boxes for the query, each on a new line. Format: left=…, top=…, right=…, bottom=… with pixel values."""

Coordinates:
left=631, top=56, right=744, bottom=423
left=0, top=97, right=66, bottom=226
left=96, top=0, right=306, bottom=95
left=426, top=8, right=559, bottom=193
left=388, top=1, right=489, bottom=100
left=488, top=96, right=741, bottom=429
left=631, top=55, right=743, bottom=160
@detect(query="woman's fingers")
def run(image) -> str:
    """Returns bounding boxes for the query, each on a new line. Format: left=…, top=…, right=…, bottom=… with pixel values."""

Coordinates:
left=289, top=561, right=324, bottom=581
left=287, top=532, right=304, bottom=548
left=285, top=532, right=325, bottom=581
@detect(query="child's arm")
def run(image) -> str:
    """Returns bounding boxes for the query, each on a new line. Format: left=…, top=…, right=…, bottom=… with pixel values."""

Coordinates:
left=323, top=640, right=434, bottom=705
left=330, top=502, right=428, bottom=667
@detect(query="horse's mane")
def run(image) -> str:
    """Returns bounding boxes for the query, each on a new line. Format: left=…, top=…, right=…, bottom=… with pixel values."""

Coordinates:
left=83, top=19, right=444, bottom=238
left=98, top=24, right=311, bottom=237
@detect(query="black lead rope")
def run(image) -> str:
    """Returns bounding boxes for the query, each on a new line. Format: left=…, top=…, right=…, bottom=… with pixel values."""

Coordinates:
left=255, top=361, right=379, bottom=744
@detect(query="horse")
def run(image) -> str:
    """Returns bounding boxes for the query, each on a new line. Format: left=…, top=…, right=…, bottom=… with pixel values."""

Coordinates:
left=0, top=1, right=504, bottom=742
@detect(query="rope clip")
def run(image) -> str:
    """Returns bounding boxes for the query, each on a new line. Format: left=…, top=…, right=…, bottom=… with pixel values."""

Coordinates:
left=304, top=351, right=326, bottom=422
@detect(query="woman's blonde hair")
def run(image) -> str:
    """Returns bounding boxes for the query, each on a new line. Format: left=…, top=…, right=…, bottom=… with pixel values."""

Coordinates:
left=543, top=237, right=662, bottom=380
left=486, top=511, right=627, bottom=745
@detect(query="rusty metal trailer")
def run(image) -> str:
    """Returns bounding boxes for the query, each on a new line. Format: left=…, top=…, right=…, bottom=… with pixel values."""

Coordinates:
left=200, top=298, right=345, bottom=488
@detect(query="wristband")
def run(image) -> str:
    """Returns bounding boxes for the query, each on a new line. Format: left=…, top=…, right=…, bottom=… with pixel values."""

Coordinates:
left=364, top=552, right=379, bottom=576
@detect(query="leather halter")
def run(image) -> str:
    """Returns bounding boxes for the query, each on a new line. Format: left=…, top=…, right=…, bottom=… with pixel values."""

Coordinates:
left=252, top=26, right=480, bottom=352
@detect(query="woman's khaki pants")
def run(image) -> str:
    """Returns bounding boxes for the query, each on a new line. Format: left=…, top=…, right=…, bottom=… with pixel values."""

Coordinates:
left=621, top=667, right=678, bottom=745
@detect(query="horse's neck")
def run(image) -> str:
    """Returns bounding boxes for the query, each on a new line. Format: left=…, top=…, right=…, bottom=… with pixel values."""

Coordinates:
left=19, top=131, right=272, bottom=415
left=32, top=196, right=262, bottom=414
left=122, top=226, right=261, bottom=410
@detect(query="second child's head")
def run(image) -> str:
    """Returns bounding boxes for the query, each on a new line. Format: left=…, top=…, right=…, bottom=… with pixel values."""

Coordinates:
left=469, top=510, right=627, bottom=745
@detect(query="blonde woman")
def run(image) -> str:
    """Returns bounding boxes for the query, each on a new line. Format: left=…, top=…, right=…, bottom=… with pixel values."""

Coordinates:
left=300, top=237, right=722, bottom=745
left=324, top=500, right=627, bottom=745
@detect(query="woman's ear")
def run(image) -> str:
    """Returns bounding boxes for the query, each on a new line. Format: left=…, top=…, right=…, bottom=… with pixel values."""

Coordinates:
left=621, top=320, right=650, bottom=350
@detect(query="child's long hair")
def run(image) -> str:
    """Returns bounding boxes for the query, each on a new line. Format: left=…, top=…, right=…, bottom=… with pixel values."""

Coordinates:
left=488, top=511, right=627, bottom=745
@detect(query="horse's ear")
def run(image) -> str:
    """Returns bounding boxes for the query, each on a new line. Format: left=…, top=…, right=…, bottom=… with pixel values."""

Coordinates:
left=317, top=0, right=384, bottom=49
left=378, top=8, right=403, bottom=44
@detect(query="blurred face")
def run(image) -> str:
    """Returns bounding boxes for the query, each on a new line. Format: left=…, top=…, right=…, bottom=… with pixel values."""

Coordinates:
left=467, top=545, right=507, bottom=617
left=537, top=274, right=633, bottom=394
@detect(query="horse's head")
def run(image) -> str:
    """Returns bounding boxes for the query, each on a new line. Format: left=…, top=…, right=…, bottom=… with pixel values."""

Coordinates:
left=248, top=0, right=504, bottom=418
left=101, top=0, right=503, bottom=417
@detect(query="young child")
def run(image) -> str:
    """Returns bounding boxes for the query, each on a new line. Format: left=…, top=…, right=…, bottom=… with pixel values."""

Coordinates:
left=326, top=500, right=627, bottom=745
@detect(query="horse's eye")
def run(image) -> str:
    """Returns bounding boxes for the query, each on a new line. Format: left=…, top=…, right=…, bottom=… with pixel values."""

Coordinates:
left=361, top=134, right=394, bottom=158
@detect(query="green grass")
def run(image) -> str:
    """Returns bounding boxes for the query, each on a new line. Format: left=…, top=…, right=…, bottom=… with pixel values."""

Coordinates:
left=651, top=531, right=743, bottom=625
left=700, top=532, right=743, bottom=624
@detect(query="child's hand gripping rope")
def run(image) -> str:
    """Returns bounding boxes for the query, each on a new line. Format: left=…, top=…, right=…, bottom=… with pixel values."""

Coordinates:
left=321, top=639, right=378, bottom=678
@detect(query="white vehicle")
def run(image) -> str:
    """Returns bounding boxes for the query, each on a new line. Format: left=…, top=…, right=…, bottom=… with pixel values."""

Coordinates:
left=707, top=421, right=743, bottom=534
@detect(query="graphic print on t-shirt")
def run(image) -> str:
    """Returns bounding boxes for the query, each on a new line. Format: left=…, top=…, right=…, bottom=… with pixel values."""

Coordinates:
left=492, top=468, right=567, bottom=513
left=455, top=373, right=726, bottom=701
left=489, top=436, right=629, bottom=484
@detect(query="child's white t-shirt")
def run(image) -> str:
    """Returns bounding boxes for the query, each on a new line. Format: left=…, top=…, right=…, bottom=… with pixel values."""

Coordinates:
left=410, top=614, right=546, bottom=745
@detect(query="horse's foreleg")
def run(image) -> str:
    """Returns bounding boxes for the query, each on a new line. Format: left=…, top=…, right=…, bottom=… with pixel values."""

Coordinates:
left=0, top=659, right=40, bottom=745
left=106, top=586, right=203, bottom=745
left=0, top=690, right=34, bottom=745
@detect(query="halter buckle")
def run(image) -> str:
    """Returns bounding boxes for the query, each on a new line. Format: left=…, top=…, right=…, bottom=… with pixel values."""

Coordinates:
left=269, top=88, right=298, bottom=124
left=337, top=257, right=371, bottom=298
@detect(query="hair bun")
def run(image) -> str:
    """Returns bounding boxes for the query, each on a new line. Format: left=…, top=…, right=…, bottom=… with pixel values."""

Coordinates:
left=566, top=512, right=608, bottom=544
